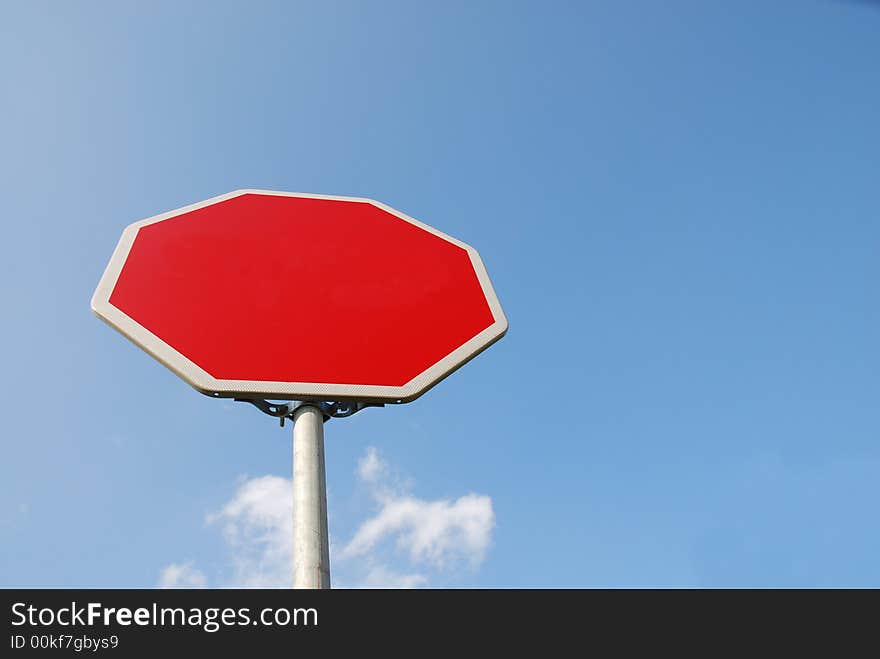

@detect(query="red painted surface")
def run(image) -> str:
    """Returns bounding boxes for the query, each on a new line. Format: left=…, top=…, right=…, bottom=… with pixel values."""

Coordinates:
left=109, top=194, right=495, bottom=386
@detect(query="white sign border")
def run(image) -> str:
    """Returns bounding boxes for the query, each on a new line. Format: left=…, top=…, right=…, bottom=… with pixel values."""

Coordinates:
left=91, top=189, right=508, bottom=403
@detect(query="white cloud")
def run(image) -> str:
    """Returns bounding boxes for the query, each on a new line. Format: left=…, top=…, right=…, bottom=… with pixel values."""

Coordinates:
left=157, top=447, right=494, bottom=588
left=341, top=493, right=494, bottom=570
left=357, top=446, right=386, bottom=483
left=158, top=562, right=207, bottom=589
left=357, top=565, right=428, bottom=589
left=342, top=446, right=495, bottom=578
left=206, top=475, right=294, bottom=588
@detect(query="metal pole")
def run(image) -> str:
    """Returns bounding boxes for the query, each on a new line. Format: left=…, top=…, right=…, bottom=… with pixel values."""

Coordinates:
left=292, top=404, right=331, bottom=589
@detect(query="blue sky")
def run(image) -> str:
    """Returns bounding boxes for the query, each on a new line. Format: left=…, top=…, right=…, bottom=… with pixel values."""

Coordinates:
left=2, top=0, right=879, bottom=587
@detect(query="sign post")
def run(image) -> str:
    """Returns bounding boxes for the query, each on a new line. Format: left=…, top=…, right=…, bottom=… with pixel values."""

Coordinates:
left=292, top=404, right=331, bottom=589
left=92, top=190, right=507, bottom=588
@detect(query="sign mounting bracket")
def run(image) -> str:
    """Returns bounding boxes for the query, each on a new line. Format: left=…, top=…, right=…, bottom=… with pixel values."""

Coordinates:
left=234, top=398, right=385, bottom=425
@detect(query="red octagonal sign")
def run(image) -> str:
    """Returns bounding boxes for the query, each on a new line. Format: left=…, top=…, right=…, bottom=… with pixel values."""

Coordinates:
left=91, top=190, right=507, bottom=402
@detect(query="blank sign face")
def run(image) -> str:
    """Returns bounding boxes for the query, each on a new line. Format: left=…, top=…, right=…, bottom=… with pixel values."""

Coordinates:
left=92, top=190, right=507, bottom=402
